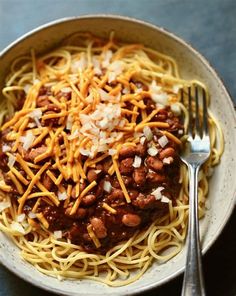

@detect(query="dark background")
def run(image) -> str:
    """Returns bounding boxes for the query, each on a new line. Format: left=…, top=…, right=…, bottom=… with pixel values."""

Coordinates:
left=0, top=1, right=235, bottom=296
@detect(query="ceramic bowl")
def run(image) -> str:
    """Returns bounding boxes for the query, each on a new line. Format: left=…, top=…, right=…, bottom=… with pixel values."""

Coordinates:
left=0, top=15, right=235, bottom=296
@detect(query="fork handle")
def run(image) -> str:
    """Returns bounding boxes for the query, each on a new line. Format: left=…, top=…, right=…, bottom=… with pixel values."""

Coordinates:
left=181, top=164, right=206, bottom=296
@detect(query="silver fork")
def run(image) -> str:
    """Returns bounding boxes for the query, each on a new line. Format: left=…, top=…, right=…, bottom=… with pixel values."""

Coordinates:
left=180, top=86, right=210, bottom=296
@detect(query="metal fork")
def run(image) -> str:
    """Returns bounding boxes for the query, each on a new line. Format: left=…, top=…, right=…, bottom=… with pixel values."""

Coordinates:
left=180, top=86, right=210, bottom=296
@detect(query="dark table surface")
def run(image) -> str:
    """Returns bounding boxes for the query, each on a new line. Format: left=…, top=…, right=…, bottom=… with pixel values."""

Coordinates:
left=0, top=1, right=235, bottom=296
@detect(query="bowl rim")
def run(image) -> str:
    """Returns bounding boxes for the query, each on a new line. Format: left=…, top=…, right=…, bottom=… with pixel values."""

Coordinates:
left=0, top=14, right=235, bottom=296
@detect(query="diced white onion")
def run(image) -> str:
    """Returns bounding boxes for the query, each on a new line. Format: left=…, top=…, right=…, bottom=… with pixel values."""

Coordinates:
left=29, top=108, right=42, bottom=119
left=122, top=86, right=130, bottom=94
left=172, top=84, right=182, bottom=94
left=103, top=181, right=112, bottom=193
left=147, top=146, right=158, bottom=156
left=102, top=50, right=113, bottom=68
left=108, top=72, right=117, bottom=83
left=79, top=148, right=91, bottom=156
left=108, top=149, right=117, bottom=156
left=140, top=136, right=146, bottom=145
left=151, top=93, right=169, bottom=105
left=16, top=214, right=26, bottom=223
left=58, top=191, right=67, bottom=201
left=163, top=157, right=173, bottom=164
left=94, top=169, right=102, bottom=174
left=2, top=144, right=11, bottom=152
left=170, top=103, right=181, bottom=115
left=158, top=135, right=169, bottom=148
left=98, top=89, right=111, bottom=101
left=133, top=155, right=142, bottom=168
left=21, top=131, right=35, bottom=150
left=161, top=196, right=170, bottom=203
left=53, top=230, right=62, bottom=239
left=143, top=126, right=153, bottom=141
left=71, top=55, right=87, bottom=73
left=66, top=114, right=73, bottom=130
left=152, top=187, right=165, bottom=200
left=0, top=201, right=11, bottom=212
left=61, top=87, right=72, bottom=93
left=68, top=129, right=79, bottom=140
left=7, top=154, right=16, bottom=168
left=28, top=212, right=36, bottom=219
left=10, top=221, right=25, bottom=234
left=28, top=122, right=36, bottom=128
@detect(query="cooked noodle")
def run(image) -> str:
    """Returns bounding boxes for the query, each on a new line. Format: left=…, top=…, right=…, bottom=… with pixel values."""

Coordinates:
left=0, top=33, right=223, bottom=286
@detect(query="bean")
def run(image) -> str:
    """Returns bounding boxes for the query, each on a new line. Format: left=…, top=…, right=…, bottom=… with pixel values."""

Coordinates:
left=87, top=169, right=98, bottom=183
left=122, top=213, right=141, bottom=227
left=159, top=147, right=175, bottom=160
left=28, top=146, right=48, bottom=161
left=119, top=158, right=134, bottom=175
left=119, top=146, right=136, bottom=158
left=65, top=206, right=87, bottom=219
left=90, top=217, right=107, bottom=238
left=128, top=189, right=139, bottom=200
left=42, top=174, right=53, bottom=190
left=136, top=143, right=146, bottom=157
left=37, top=96, right=50, bottom=107
left=146, top=172, right=166, bottom=183
left=77, top=208, right=87, bottom=219
left=103, top=158, right=113, bottom=173
left=95, top=181, right=104, bottom=198
left=81, top=194, right=96, bottom=206
left=133, top=166, right=147, bottom=185
left=146, top=156, right=163, bottom=171
left=122, top=176, right=133, bottom=186
left=109, top=188, right=124, bottom=200
left=132, top=193, right=156, bottom=209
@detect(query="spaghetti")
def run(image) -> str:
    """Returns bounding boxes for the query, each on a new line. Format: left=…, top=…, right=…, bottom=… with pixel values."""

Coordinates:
left=0, top=33, right=223, bottom=286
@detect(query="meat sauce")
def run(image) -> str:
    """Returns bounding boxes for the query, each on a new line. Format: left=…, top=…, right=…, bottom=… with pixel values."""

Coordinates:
left=0, top=85, right=183, bottom=253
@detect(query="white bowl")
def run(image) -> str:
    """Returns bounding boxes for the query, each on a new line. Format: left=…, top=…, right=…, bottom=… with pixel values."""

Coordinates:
left=0, top=15, right=235, bottom=296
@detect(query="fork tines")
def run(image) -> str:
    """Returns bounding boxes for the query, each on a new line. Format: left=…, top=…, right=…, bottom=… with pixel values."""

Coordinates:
left=181, top=85, right=209, bottom=139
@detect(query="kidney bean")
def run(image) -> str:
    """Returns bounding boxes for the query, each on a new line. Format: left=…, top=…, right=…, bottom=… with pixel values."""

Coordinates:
left=136, top=143, right=146, bottom=157
left=132, top=193, right=156, bottom=209
left=27, top=146, right=48, bottom=161
left=65, top=206, right=87, bottom=219
left=109, top=188, right=124, bottom=200
left=133, top=166, right=147, bottom=185
left=122, top=213, right=141, bottom=227
left=122, top=176, right=133, bottom=186
left=119, top=158, right=134, bottom=175
left=77, top=208, right=87, bottom=219
left=42, top=173, right=53, bottom=190
left=95, top=180, right=104, bottom=198
left=87, top=169, right=99, bottom=183
left=81, top=194, right=96, bottom=206
left=128, top=189, right=139, bottom=200
left=159, top=147, right=175, bottom=160
left=103, top=158, right=113, bottom=173
left=37, top=95, right=50, bottom=107
left=146, top=172, right=166, bottom=183
left=111, top=177, right=120, bottom=188
left=146, top=156, right=163, bottom=171
left=90, top=217, right=107, bottom=238
left=119, top=146, right=136, bottom=158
